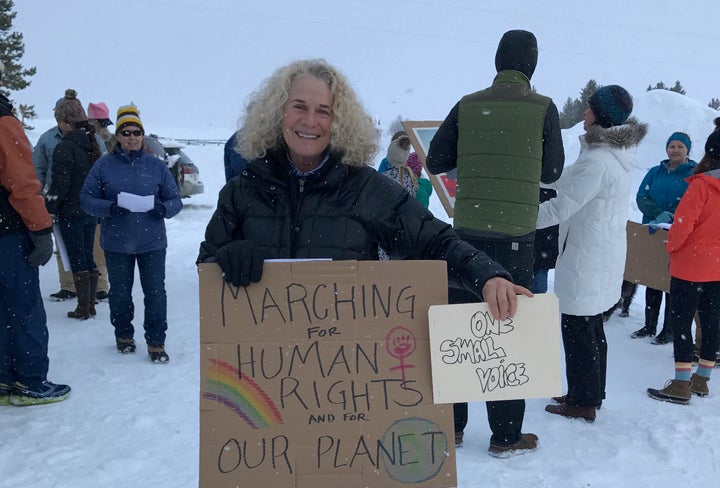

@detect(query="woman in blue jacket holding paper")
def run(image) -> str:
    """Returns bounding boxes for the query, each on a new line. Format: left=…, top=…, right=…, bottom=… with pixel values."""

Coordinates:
left=630, top=132, right=697, bottom=343
left=80, top=104, right=182, bottom=363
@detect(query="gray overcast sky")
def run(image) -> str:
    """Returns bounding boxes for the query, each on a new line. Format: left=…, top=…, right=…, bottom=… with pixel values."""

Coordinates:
left=13, top=0, right=720, bottom=135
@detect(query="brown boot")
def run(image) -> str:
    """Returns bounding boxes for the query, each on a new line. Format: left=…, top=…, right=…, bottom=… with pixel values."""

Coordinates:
left=87, top=269, right=99, bottom=317
left=690, top=374, right=709, bottom=397
left=67, top=272, right=93, bottom=320
left=647, top=379, right=691, bottom=404
left=545, top=403, right=596, bottom=422
left=488, top=433, right=538, bottom=458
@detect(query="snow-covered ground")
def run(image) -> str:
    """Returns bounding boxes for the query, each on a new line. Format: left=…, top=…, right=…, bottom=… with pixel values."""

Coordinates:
left=2, top=89, right=719, bottom=487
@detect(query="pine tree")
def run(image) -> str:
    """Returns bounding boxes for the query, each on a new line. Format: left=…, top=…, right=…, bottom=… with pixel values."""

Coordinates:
left=559, top=79, right=600, bottom=129
left=669, top=81, right=686, bottom=95
left=0, top=0, right=36, bottom=129
left=708, top=98, right=720, bottom=110
left=647, top=80, right=685, bottom=95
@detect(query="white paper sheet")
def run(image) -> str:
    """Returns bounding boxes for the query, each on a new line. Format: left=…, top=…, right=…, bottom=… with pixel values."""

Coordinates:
left=644, top=222, right=671, bottom=230
left=117, top=192, right=154, bottom=212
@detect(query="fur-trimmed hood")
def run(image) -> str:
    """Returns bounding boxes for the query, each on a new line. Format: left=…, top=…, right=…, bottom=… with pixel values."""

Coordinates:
left=582, top=116, right=648, bottom=150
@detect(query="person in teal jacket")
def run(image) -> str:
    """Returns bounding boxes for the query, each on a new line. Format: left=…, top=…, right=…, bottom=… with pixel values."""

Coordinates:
left=630, top=132, right=697, bottom=343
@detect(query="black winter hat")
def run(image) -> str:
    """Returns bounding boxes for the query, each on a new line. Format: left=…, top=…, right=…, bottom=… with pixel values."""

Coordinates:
left=495, top=30, right=538, bottom=80
left=705, top=117, right=720, bottom=158
left=588, top=85, right=633, bottom=128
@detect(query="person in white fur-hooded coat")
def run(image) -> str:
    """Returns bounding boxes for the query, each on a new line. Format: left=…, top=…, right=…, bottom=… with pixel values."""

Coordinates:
left=536, top=85, right=648, bottom=422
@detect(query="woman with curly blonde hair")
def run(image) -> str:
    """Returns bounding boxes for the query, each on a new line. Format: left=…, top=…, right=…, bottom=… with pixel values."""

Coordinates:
left=239, top=58, right=377, bottom=167
left=199, top=58, right=530, bottom=322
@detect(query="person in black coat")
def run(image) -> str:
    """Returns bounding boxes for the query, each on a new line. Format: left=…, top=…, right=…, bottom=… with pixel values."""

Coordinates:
left=198, top=58, right=531, bottom=331
left=45, top=89, right=102, bottom=320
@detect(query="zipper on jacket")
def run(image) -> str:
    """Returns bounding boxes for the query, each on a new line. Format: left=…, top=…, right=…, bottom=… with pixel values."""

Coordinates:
left=289, top=178, right=306, bottom=257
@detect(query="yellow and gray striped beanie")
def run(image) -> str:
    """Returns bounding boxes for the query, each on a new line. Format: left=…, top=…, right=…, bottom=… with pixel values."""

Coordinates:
left=115, top=103, right=144, bottom=134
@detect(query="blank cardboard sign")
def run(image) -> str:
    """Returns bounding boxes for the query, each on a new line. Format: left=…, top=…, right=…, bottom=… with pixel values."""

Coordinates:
left=623, top=220, right=671, bottom=292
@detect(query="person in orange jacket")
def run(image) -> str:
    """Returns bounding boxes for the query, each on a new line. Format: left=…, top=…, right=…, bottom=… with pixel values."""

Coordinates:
left=648, top=118, right=720, bottom=404
left=0, top=67, right=71, bottom=405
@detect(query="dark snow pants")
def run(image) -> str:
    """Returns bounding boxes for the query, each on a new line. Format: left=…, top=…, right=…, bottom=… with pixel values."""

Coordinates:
left=561, top=313, right=606, bottom=408
left=0, top=233, right=50, bottom=385
left=449, top=236, right=534, bottom=446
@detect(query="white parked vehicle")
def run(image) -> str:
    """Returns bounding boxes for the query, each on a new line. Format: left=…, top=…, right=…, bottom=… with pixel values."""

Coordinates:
left=144, top=134, right=204, bottom=198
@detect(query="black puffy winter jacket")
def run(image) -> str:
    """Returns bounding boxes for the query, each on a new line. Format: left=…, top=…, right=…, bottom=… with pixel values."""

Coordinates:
left=45, top=128, right=98, bottom=219
left=198, top=150, right=510, bottom=294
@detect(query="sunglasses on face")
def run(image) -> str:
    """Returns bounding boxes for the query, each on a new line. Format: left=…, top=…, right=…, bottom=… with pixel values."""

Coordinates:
left=119, top=129, right=143, bottom=137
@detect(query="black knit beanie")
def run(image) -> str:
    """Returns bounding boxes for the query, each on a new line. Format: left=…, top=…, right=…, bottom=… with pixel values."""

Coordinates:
left=495, top=30, right=538, bottom=80
left=705, top=118, right=720, bottom=158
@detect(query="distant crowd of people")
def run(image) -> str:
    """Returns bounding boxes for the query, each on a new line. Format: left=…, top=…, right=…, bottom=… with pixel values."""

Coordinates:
left=2, top=31, right=719, bottom=468
left=2, top=72, right=182, bottom=405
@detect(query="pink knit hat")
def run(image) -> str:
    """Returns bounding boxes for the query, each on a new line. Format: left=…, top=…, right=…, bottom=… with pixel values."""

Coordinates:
left=87, top=102, right=113, bottom=126
left=406, top=152, right=423, bottom=177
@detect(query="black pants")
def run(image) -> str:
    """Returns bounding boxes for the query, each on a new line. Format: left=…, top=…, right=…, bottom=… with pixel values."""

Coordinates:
left=645, top=287, right=670, bottom=330
left=449, top=236, right=534, bottom=445
left=669, top=278, right=720, bottom=364
left=561, top=313, right=606, bottom=408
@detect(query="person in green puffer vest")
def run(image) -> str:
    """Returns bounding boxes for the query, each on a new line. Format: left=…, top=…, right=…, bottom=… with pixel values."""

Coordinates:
left=427, top=29, right=565, bottom=457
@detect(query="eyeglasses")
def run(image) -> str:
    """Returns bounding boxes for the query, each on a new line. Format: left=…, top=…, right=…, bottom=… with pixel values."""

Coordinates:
left=119, top=129, right=143, bottom=137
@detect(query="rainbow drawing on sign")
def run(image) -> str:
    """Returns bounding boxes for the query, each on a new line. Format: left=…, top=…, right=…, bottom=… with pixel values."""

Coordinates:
left=202, top=358, right=283, bottom=429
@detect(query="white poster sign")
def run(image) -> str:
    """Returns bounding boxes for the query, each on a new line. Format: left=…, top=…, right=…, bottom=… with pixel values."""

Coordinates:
left=428, top=293, right=562, bottom=403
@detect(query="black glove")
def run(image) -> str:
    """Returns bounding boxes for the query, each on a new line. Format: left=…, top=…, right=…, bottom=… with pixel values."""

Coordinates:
left=27, top=231, right=54, bottom=267
left=147, top=203, right=166, bottom=219
left=215, top=240, right=264, bottom=287
left=109, top=203, right=131, bottom=217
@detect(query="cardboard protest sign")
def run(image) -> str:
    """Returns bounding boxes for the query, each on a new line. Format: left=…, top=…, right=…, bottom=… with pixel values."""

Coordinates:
left=427, top=294, right=562, bottom=404
left=401, top=121, right=455, bottom=218
left=198, top=260, right=457, bottom=488
left=623, top=220, right=670, bottom=292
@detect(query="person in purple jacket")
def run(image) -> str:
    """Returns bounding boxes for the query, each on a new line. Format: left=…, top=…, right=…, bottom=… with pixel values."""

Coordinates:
left=80, top=104, right=182, bottom=363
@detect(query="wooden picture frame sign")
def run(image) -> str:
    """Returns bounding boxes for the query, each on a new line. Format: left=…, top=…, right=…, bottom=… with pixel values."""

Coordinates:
left=401, top=121, right=455, bottom=218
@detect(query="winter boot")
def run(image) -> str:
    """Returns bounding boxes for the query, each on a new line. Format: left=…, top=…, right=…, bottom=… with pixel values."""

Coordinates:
left=488, top=433, right=538, bottom=458
left=148, top=344, right=170, bottom=363
left=67, top=271, right=93, bottom=320
left=49, top=289, right=76, bottom=301
left=690, top=374, right=709, bottom=397
left=545, top=403, right=597, bottom=422
left=634, top=299, right=661, bottom=339
left=647, top=379, right=691, bottom=404
left=652, top=327, right=674, bottom=345
left=651, top=305, right=673, bottom=344
left=631, top=325, right=656, bottom=339
left=87, top=270, right=99, bottom=317
left=116, top=338, right=136, bottom=354
left=552, top=395, right=601, bottom=409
